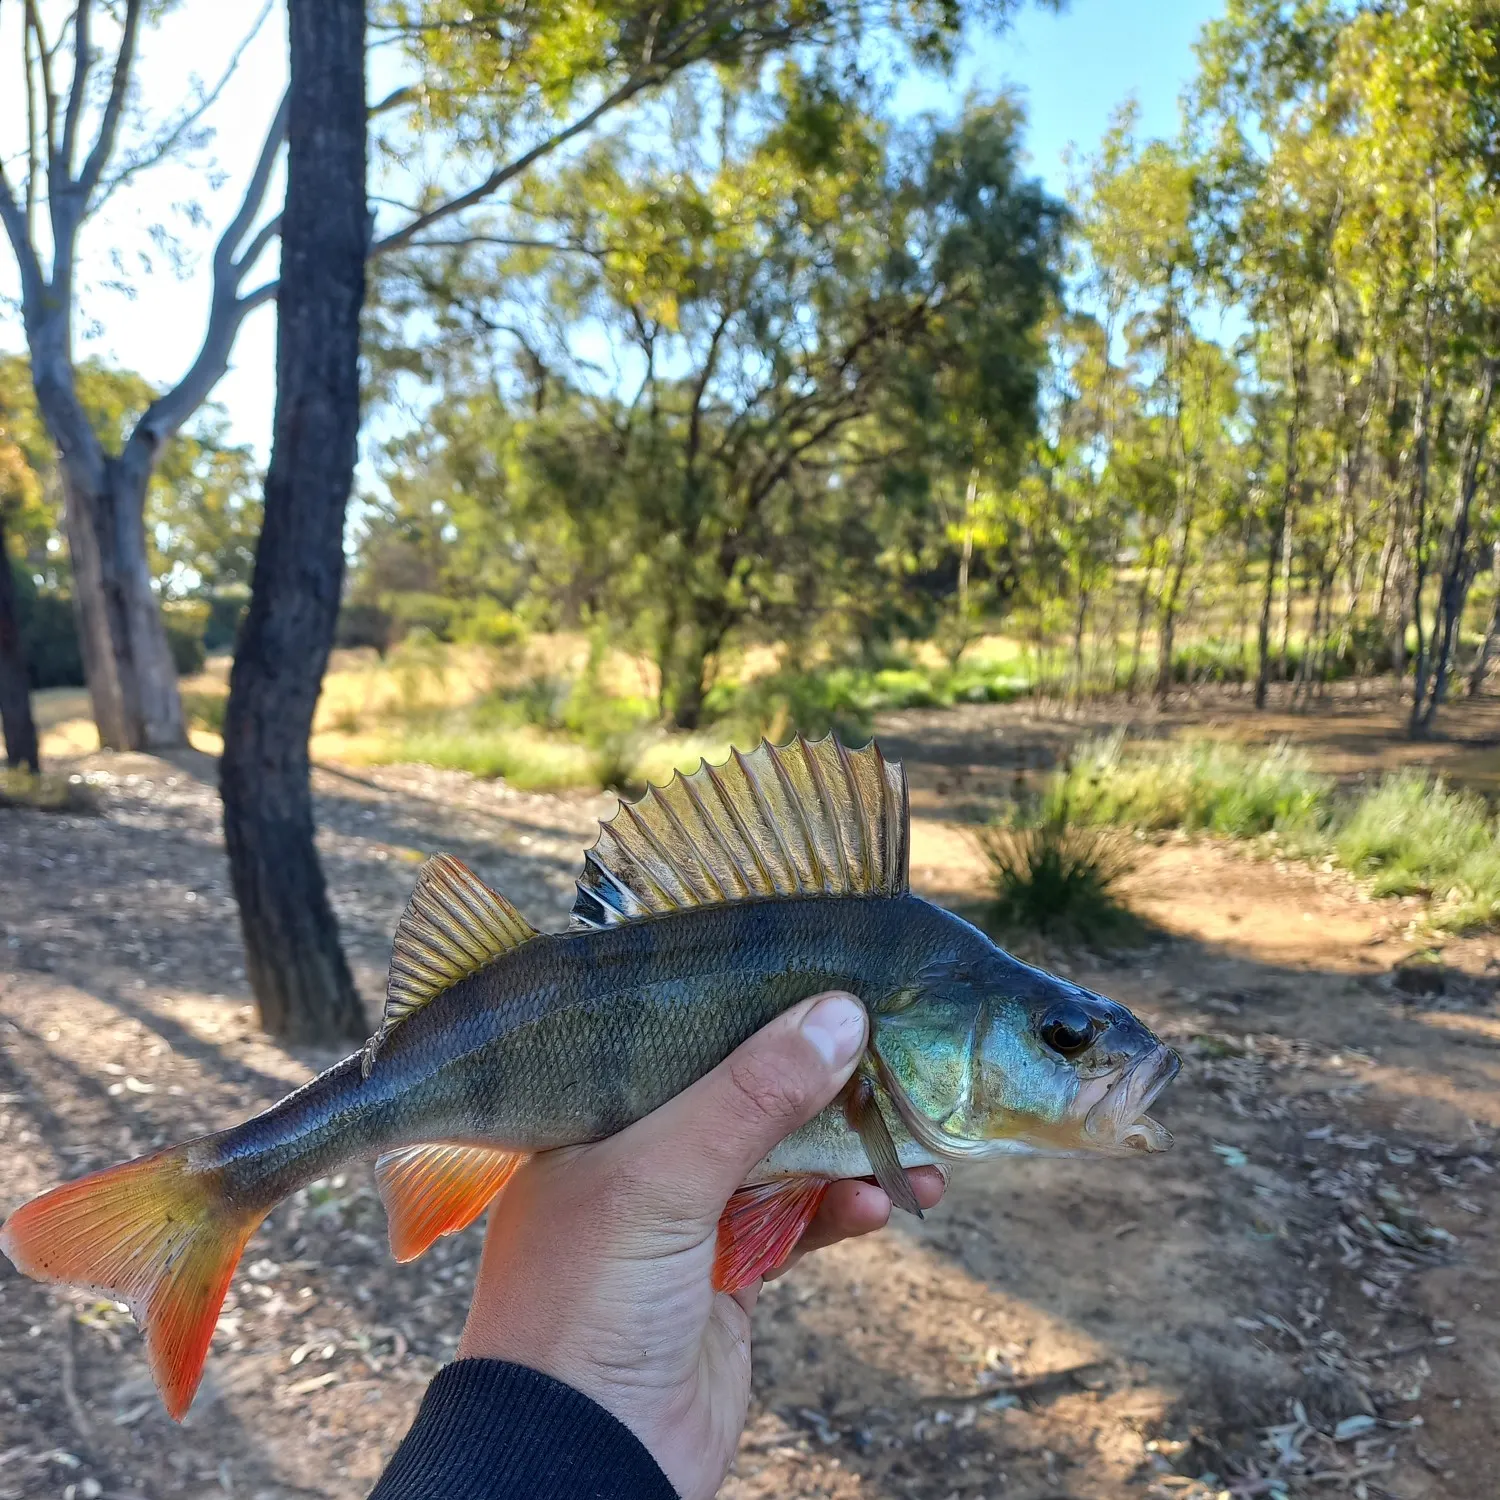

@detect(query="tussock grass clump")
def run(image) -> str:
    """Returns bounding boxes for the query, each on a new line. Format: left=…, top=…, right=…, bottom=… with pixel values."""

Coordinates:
left=0, top=768, right=101, bottom=814
left=1335, top=771, right=1500, bottom=931
left=977, top=796, right=1139, bottom=943
left=1062, top=732, right=1333, bottom=840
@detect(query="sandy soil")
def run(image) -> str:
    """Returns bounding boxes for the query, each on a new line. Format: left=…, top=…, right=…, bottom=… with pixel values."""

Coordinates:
left=2, top=687, right=1498, bottom=1500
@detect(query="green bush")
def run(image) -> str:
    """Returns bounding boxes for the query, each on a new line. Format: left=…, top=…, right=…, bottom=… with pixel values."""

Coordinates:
left=337, top=601, right=395, bottom=654
left=15, top=573, right=84, bottom=689
left=162, top=600, right=208, bottom=676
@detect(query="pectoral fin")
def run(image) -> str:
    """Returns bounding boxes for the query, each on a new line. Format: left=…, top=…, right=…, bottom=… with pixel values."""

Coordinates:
left=713, top=1176, right=830, bottom=1292
left=375, top=1143, right=528, bottom=1262
left=845, top=1071, right=924, bottom=1218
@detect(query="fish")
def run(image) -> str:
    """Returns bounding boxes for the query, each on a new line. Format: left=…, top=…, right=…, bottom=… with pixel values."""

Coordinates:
left=0, top=736, right=1179, bottom=1420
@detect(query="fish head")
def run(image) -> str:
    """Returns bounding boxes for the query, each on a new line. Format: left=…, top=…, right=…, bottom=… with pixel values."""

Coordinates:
left=872, top=946, right=1179, bottom=1162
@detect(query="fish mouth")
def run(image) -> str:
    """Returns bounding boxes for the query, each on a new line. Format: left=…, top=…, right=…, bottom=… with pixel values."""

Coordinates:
left=1084, top=1046, right=1180, bottom=1153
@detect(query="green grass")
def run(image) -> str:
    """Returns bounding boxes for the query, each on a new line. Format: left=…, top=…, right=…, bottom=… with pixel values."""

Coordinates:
left=1335, top=771, right=1500, bottom=930
left=1046, top=736, right=1500, bottom=933
left=1061, top=733, right=1334, bottom=840
left=977, top=797, right=1140, bottom=943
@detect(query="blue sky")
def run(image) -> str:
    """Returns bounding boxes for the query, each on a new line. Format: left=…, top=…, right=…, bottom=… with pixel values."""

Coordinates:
left=0, top=0, right=1224, bottom=462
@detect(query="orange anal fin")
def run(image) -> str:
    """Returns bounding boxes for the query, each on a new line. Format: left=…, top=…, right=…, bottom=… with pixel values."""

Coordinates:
left=0, top=1148, right=258, bottom=1422
left=375, top=1143, right=527, bottom=1262
left=713, top=1176, right=830, bottom=1293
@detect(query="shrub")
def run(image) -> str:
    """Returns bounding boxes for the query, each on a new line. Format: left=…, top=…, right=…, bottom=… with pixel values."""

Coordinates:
left=181, top=690, right=227, bottom=735
left=337, top=601, right=395, bottom=654
left=162, top=600, right=209, bottom=676
left=977, top=796, right=1139, bottom=943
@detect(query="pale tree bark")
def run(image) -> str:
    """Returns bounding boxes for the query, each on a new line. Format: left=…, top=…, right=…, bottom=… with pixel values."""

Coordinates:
left=0, top=0, right=284, bottom=749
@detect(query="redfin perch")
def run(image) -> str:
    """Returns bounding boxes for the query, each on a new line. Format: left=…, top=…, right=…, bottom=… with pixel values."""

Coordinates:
left=1, top=737, right=1179, bottom=1418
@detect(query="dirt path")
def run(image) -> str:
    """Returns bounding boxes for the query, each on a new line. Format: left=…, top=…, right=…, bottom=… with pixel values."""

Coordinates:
left=2, top=697, right=1498, bottom=1499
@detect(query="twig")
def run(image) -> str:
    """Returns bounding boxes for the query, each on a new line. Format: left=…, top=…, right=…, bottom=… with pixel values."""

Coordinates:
left=58, top=1314, right=95, bottom=1455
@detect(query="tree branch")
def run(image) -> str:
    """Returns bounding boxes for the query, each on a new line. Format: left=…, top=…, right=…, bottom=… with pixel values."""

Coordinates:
left=370, top=70, right=658, bottom=256
left=99, top=0, right=273, bottom=201
left=23, top=1, right=58, bottom=171
left=60, top=0, right=94, bottom=176
left=214, top=91, right=288, bottom=281
left=128, top=95, right=288, bottom=454
left=234, top=214, right=282, bottom=277
left=76, top=0, right=144, bottom=201
left=0, top=161, right=44, bottom=317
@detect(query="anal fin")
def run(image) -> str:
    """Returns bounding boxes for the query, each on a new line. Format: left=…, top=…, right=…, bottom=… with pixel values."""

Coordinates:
left=713, top=1176, right=830, bottom=1293
left=375, top=1143, right=528, bottom=1262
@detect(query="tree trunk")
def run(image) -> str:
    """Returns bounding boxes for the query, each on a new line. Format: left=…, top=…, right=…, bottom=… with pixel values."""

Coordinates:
left=1414, top=358, right=1497, bottom=734
left=1468, top=542, right=1500, bottom=696
left=219, top=0, right=368, bottom=1045
left=61, top=452, right=185, bottom=749
left=0, top=509, right=39, bottom=772
left=26, top=311, right=186, bottom=752
left=1254, top=500, right=1286, bottom=710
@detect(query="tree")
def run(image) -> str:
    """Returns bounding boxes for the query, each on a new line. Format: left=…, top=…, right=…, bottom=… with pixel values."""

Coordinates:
left=219, top=0, right=369, bottom=1045
left=0, top=1, right=286, bottom=749
left=374, top=80, right=1060, bottom=728
left=0, top=405, right=42, bottom=770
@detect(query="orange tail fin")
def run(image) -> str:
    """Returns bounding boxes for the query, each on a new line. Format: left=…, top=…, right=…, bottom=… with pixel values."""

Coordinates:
left=0, top=1148, right=261, bottom=1420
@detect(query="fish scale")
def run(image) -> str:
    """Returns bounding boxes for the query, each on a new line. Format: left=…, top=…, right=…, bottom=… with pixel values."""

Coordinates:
left=0, top=736, right=1179, bottom=1422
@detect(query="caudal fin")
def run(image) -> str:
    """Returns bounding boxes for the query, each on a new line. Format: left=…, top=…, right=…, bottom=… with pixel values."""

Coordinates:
left=0, top=1147, right=261, bottom=1420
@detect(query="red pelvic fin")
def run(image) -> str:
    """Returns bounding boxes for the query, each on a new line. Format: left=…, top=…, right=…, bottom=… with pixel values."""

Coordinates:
left=713, top=1176, right=830, bottom=1293
left=0, top=1148, right=259, bottom=1421
left=375, top=1143, right=527, bottom=1262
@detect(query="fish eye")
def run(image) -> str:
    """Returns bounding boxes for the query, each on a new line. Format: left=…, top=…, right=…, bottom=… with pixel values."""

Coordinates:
left=1039, top=1001, right=1099, bottom=1060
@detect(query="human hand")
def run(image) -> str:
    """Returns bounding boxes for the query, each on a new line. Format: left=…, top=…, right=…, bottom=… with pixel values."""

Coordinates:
left=456, top=991, right=946, bottom=1500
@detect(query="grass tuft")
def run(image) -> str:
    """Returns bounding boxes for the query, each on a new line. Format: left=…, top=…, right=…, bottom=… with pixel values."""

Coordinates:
left=1334, top=772, right=1500, bottom=930
left=976, top=794, right=1139, bottom=943
left=0, top=768, right=102, bottom=814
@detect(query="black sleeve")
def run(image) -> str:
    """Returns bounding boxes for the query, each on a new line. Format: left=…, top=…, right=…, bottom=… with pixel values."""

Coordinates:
left=369, top=1360, right=680, bottom=1500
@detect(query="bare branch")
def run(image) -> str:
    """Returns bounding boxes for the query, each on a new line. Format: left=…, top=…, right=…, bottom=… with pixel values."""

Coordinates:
left=127, top=93, right=287, bottom=454
left=23, top=0, right=58, bottom=170
left=99, top=0, right=274, bottom=200
left=236, top=280, right=278, bottom=317
left=370, top=71, right=658, bottom=256
left=61, top=0, right=94, bottom=176
left=214, top=91, right=288, bottom=279
left=234, top=214, right=281, bottom=277
left=0, top=160, right=44, bottom=316
left=76, top=0, right=145, bottom=201
left=370, top=84, right=415, bottom=119
left=402, top=233, right=610, bottom=258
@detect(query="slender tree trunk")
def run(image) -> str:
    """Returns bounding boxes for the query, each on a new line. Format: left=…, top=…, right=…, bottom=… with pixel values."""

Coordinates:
left=1254, top=501, right=1286, bottom=710
left=220, top=0, right=368, bottom=1044
left=1468, top=542, right=1500, bottom=696
left=1415, top=358, right=1497, bottom=734
left=0, top=508, right=40, bottom=772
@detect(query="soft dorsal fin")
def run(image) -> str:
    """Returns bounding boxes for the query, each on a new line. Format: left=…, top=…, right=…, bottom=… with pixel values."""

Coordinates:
left=569, top=735, right=908, bottom=929
left=364, top=855, right=537, bottom=1073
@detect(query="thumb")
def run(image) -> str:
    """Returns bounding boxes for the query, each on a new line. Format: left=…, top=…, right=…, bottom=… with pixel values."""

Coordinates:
left=616, top=991, right=867, bottom=1224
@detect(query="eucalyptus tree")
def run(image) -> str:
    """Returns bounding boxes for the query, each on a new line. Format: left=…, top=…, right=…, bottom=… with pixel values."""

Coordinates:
left=0, top=0, right=285, bottom=749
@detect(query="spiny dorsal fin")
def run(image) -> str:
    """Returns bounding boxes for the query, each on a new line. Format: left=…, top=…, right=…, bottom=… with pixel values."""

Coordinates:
left=569, top=736, right=908, bottom=930
left=364, top=855, right=536, bottom=1074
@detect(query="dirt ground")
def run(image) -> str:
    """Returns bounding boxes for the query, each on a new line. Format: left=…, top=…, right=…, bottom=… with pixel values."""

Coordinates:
left=3, top=683, right=1499, bottom=1500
